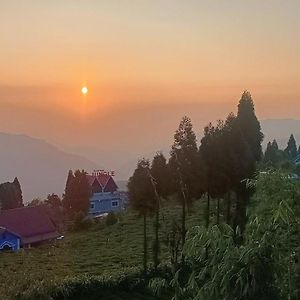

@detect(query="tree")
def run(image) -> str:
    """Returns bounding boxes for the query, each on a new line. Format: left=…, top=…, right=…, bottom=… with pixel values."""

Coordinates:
left=45, top=193, right=62, bottom=208
left=150, top=152, right=170, bottom=272
left=13, top=177, right=23, bottom=208
left=199, top=121, right=229, bottom=227
left=62, top=170, right=74, bottom=211
left=272, top=139, right=279, bottom=151
left=63, top=170, right=91, bottom=216
left=264, top=141, right=278, bottom=166
left=0, top=178, right=23, bottom=210
left=234, top=91, right=263, bottom=233
left=128, top=159, right=155, bottom=274
left=285, top=134, right=297, bottom=159
left=236, top=91, right=264, bottom=162
left=27, top=198, right=43, bottom=207
left=169, top=116, right=199, bottom=252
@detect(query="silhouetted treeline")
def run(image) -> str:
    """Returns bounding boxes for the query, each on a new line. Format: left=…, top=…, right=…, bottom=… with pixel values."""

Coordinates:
left=128, top=90, right=264, bottom=273
left=263, top=134, right=300, bottom=172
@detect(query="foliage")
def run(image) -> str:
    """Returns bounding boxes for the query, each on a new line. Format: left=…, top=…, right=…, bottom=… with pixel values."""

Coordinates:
left=62, top=169, right=91, bottom=217
left=0, top=177, right=23, bottom=210
left=153, top=171, right=300, bottom=300
left=106, top=211, right=118, bottom=226
left=285, top=134, right=298, bottom=159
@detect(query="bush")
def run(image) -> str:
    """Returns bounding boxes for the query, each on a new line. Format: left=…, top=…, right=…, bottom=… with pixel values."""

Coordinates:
left=105, top=212, right=118, bottom=226
left=71, top=211, right=94, bottom=231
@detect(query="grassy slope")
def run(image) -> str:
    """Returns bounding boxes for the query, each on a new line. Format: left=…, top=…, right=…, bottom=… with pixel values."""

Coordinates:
left=0, top=199, right=213, bottom=299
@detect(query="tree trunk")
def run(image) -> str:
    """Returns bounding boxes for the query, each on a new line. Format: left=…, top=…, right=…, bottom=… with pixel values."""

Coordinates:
left=143, top=213, right=147, bottom=274
left=206, top=192, right=210, bottom=228
left=226, top=192, right=231, bottom=225
left=181, top=195, right=186, bottom=262
left=154, top=203, right=160, bottom=272
left=216, top=198, right=220, bottom=225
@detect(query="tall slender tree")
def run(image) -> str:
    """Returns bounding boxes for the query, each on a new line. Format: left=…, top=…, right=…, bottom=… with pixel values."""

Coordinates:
left=169, top=116, right=198, bottom=251
left=150, top=152, right=170, bottom=272
left=128, top=159, right=155, bottom=274
left=285, top=134, right=297, bottom=159
left=236, top=91, right=264, bottom=161
left=234, top=91, right=263, bottom=233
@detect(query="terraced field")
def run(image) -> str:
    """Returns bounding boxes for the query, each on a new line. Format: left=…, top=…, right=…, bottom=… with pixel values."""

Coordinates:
left=0, top=199, right=210, bottom=299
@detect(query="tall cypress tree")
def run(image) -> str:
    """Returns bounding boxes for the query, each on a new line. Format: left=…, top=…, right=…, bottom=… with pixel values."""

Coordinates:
left=234, top=91, right=263, bottom=233
left=128, top=159, right=155, bottom=274
left=285, top=134, right=297, bottom=159
left=237, top=91, right=264, bottom=162
left=272, top=139, right=279, bottom=151
left=169, top=116, right=198, bottom=250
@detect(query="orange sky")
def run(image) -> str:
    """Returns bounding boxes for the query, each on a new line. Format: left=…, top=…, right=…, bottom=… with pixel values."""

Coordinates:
left=0, top=1, right=300, bottom=172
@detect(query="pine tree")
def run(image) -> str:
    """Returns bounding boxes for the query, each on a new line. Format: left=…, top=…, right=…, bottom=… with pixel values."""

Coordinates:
left=234, top=91, right=262, bottom=233
left=272, top=139, right=279, bottom=151
left=63, top=170, right=90, bottom=216
left=128, top=159, right=155, bottom=274
left=264, top=142, right=274, bottom=165
left=169, top=116, right=198, bottom=251
left=237, top=91, right=264, bottom=162
left=285, top=134, right=297, bottom=159
left=264, top=140, right=280, bottom=167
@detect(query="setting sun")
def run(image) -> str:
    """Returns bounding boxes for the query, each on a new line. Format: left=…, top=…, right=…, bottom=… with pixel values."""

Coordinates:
left=81, top=86, right=88, bottom=95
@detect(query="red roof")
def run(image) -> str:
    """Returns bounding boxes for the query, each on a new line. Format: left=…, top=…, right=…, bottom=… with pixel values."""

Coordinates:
left=0, top=206, right=59, bottom=245
left=86, top=174, right=118, bottom=192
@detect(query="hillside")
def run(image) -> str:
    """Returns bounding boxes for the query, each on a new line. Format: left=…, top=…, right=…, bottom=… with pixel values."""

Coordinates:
left=0, top=133, right=100, bottom=201
left=0, top=199, right=205, bottom=299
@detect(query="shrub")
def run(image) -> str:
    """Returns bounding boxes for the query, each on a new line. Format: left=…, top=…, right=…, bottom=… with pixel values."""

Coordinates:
left=105, top=212, right=118, bottom=226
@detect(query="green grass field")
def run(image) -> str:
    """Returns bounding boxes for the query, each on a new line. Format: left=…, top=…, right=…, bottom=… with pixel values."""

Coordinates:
left=0, top=199, right=213, bottom=299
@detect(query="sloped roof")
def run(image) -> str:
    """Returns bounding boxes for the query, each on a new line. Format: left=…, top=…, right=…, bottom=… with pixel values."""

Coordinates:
left=86, top=174, right=118, bottom=190
left=0, top=226, right=20, bottom=237
left=0, top=206, right=58, bottom=243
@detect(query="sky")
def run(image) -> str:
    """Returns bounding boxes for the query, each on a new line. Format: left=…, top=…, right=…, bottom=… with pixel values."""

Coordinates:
left=0, top=0, right=300, bottom=174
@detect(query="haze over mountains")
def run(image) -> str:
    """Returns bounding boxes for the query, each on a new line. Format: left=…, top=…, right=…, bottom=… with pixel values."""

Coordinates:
left=0, top=119, right=299, bottom=201
left=0, top=133, right=100, bottom=201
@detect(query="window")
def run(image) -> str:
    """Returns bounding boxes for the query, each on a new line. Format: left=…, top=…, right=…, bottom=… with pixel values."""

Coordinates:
left=90, top=203, right=95, bottom=209
left=111, top=200, right=119, bottom=207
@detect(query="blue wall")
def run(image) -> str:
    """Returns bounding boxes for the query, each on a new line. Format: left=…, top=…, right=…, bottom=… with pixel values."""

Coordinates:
left=89, top=192, right=123, bottom=215
left=0, top=230, right=20, bottom=252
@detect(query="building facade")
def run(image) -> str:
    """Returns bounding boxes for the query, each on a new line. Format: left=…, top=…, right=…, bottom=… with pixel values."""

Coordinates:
left=87, top=171, right=123, bottom=216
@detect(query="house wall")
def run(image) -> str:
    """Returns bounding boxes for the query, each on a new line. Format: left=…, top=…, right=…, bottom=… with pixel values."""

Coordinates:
left=0, top=231, right=20, bottom=251
left=89, top=192, right=123, bottom=215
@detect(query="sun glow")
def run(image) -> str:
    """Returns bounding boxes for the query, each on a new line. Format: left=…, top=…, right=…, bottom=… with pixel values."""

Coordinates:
left=81, top=86, right=88, bottom=95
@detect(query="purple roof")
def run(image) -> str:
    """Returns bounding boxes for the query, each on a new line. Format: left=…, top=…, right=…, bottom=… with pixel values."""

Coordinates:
left=0, top=206, right=58, bottom=242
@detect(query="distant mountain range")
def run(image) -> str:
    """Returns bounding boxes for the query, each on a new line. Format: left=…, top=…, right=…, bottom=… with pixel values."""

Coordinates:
left=0, top=119, right=299, bottom=202
left=0, top=133, right=100, bottom=202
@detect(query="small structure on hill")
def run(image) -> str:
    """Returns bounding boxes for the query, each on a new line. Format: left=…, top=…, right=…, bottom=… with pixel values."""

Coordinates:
left=0, top=206, right=59, bottom=250
left=87, top=170, right=123, bottom=216
left=0, top=227, right=20, bottom=251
